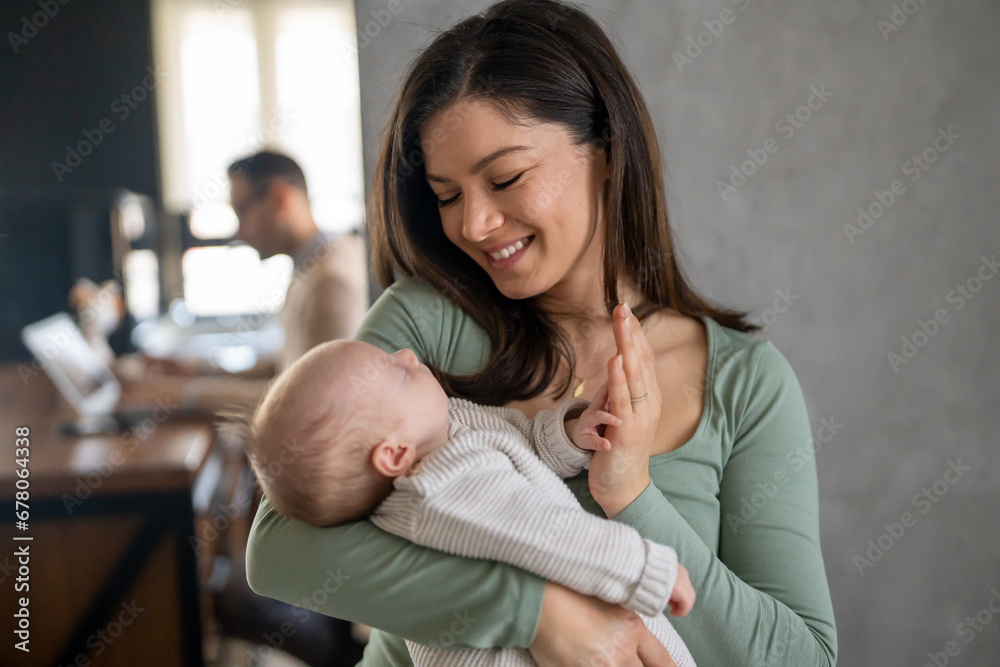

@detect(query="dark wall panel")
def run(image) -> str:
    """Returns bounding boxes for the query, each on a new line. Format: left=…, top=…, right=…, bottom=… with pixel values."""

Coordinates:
left=0, top=0, right=159, bottom=360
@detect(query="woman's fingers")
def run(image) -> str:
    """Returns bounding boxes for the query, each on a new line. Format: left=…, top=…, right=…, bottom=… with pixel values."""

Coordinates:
left=625, top=611, right=676, bottom=667
left=615, top=303, right=648, bottom=403
left=628, top=306, right=660, bottom=402
left=636, top=631, right=677, bottom=667
left=620, top=303, right=663, bottom=410
left=634, top=623, right=676, bottom=666
left=606, top=353, right=632, bottom=419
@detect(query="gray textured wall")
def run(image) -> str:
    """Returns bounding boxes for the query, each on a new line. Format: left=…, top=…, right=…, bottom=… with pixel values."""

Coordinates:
left=353, top=0, right=1000, bottom=664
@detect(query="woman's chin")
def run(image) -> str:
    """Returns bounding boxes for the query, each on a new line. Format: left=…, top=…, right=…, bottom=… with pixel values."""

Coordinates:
left=490, top=277, right=540, bottom=301
left=474, top=256, right=550, bottom=301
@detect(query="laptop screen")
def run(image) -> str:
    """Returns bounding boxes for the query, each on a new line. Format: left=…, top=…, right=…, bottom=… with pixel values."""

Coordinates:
left=21, top=312, right=121, bottom=417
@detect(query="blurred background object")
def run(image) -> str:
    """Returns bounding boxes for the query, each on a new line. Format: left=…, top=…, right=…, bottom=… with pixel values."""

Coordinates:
left=69, top=277, right=125, bottom=366
left=0, top=0, right=369, bottom=664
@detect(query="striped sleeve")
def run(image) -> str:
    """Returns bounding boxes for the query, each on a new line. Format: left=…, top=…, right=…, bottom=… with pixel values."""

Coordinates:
left=371, top=434, right=677, bottom=617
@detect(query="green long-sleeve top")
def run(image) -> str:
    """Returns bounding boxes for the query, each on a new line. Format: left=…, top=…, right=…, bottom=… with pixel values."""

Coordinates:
left=245, top=277, right=838, bottom=666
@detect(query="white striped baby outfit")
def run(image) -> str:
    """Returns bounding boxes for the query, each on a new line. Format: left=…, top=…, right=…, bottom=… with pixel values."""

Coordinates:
left=371, top=396, right=696, bottom=667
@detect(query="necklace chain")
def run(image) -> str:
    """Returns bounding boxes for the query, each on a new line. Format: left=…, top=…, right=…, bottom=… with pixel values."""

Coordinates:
left=569, top=349, right=614, bottom=399
left=568, top=322, right=637, bottom=399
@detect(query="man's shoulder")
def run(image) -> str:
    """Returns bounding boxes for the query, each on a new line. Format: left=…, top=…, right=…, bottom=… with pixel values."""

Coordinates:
left=287, top=231, right=362, bottom=278
left=324, top=229, right=365, bottom=248
left=314, top=230, right=366, bottom=268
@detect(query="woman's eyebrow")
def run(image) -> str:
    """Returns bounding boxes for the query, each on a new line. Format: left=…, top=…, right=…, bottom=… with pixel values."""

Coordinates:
left=426, top=145, right=531, bottom=183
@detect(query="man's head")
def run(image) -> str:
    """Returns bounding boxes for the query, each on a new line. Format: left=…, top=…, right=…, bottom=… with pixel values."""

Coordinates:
left=227, top=151, right=317, bottom=259
left=244, top=340, right=451, bottom=526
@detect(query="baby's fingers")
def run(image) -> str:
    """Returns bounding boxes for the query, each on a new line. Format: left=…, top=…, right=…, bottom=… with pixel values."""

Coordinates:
left=669, top=590, right=695, bottom=617
left=669, top=567, right=696, bottom=617
left=588, top=410, right=622, bottom=428
left=576, top=435, right=612, bottom=452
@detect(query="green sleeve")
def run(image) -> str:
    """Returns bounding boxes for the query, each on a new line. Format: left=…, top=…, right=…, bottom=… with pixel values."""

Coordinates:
left=244, top=279, right=546, bottom=661
left=612, top=342, right=837, bottom=666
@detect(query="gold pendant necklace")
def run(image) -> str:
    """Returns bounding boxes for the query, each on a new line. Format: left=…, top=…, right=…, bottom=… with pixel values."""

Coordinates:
left=573, top=377, right=586, bottom=398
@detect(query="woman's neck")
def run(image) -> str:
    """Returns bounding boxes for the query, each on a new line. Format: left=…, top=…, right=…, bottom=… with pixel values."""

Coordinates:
left=536, top=276, right=646, bottom=368
left=538, top=270, right=642, bottom=323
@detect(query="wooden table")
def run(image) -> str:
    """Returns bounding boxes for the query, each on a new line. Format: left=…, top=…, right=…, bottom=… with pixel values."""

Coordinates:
left=0, top=364, right=215, bottom=666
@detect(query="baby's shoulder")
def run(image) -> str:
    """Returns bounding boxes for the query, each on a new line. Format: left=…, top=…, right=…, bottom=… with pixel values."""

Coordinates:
left=448, top=396, right=526, bottom=432
left=412, top=428, right=519, bottom=491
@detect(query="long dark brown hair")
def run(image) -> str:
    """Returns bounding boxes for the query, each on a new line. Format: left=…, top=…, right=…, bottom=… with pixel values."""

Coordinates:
left=369, top=0, right=759, bottom=406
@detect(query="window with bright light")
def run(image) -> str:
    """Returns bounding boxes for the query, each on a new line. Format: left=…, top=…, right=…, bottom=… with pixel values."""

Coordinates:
left=152, top=0, right=364, bottom=317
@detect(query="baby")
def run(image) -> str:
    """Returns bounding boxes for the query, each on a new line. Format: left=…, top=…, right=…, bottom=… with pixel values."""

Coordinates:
left=244, top=338, right=697, bottom=667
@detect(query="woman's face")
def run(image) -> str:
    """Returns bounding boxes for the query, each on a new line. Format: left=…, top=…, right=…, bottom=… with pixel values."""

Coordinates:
left=420, top=99, right=610, bottom=301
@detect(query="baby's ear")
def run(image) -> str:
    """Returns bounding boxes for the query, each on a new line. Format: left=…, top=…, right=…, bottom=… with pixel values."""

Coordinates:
left=371, top=438, right=416, bottom=478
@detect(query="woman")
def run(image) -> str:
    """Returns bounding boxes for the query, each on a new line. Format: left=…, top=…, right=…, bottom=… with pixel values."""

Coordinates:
left=245, top=1, right=838, bottom=664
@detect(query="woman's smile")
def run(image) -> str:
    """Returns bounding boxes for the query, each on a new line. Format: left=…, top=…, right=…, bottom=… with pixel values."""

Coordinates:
left=483, top=234, right=535, bottom=269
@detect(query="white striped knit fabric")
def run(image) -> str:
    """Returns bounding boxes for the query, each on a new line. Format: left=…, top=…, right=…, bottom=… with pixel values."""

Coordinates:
left=371, top=397, right=696, bottom=667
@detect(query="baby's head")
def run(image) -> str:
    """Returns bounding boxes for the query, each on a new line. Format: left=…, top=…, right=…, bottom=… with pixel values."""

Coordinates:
left=244, top=340, right=451, bottom=527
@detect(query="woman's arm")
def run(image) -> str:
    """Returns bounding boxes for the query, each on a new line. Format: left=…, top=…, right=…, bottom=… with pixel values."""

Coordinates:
left=247, top=494, right=546, bottom=647
left=249, top=507, right=674, bottom=667
left=610, top=341, right=838, bottom=666
left=245, top=279, right=546, bottom=651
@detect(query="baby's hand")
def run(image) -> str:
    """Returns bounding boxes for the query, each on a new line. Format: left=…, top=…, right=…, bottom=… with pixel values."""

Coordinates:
left=668, top=565, right=695, bottom=617
left=567, top=382, right=621, bottom=452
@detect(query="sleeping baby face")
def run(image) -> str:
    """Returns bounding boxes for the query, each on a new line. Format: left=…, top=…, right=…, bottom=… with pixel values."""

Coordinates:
left=334, top=341, right=451, bottom=454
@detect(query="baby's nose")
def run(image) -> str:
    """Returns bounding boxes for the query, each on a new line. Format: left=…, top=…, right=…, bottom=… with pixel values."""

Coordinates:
left=396, top=348, right=418, bottom=366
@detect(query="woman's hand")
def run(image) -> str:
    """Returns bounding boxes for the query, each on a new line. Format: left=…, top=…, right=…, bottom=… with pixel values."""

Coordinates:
left=588, top=303, right=663, bottom=518
left=530, top=582, right=677, bottom=667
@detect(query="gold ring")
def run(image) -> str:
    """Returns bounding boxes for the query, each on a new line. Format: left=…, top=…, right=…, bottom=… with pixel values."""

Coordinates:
left=630, top=392, right=648, bottom=403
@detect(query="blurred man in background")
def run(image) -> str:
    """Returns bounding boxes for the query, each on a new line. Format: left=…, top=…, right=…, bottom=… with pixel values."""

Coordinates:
left=120, top=150, right=370, bottom=665
left=129, top=150, right=370, bottom=412
left=226, top=151, right=369, bottom=373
